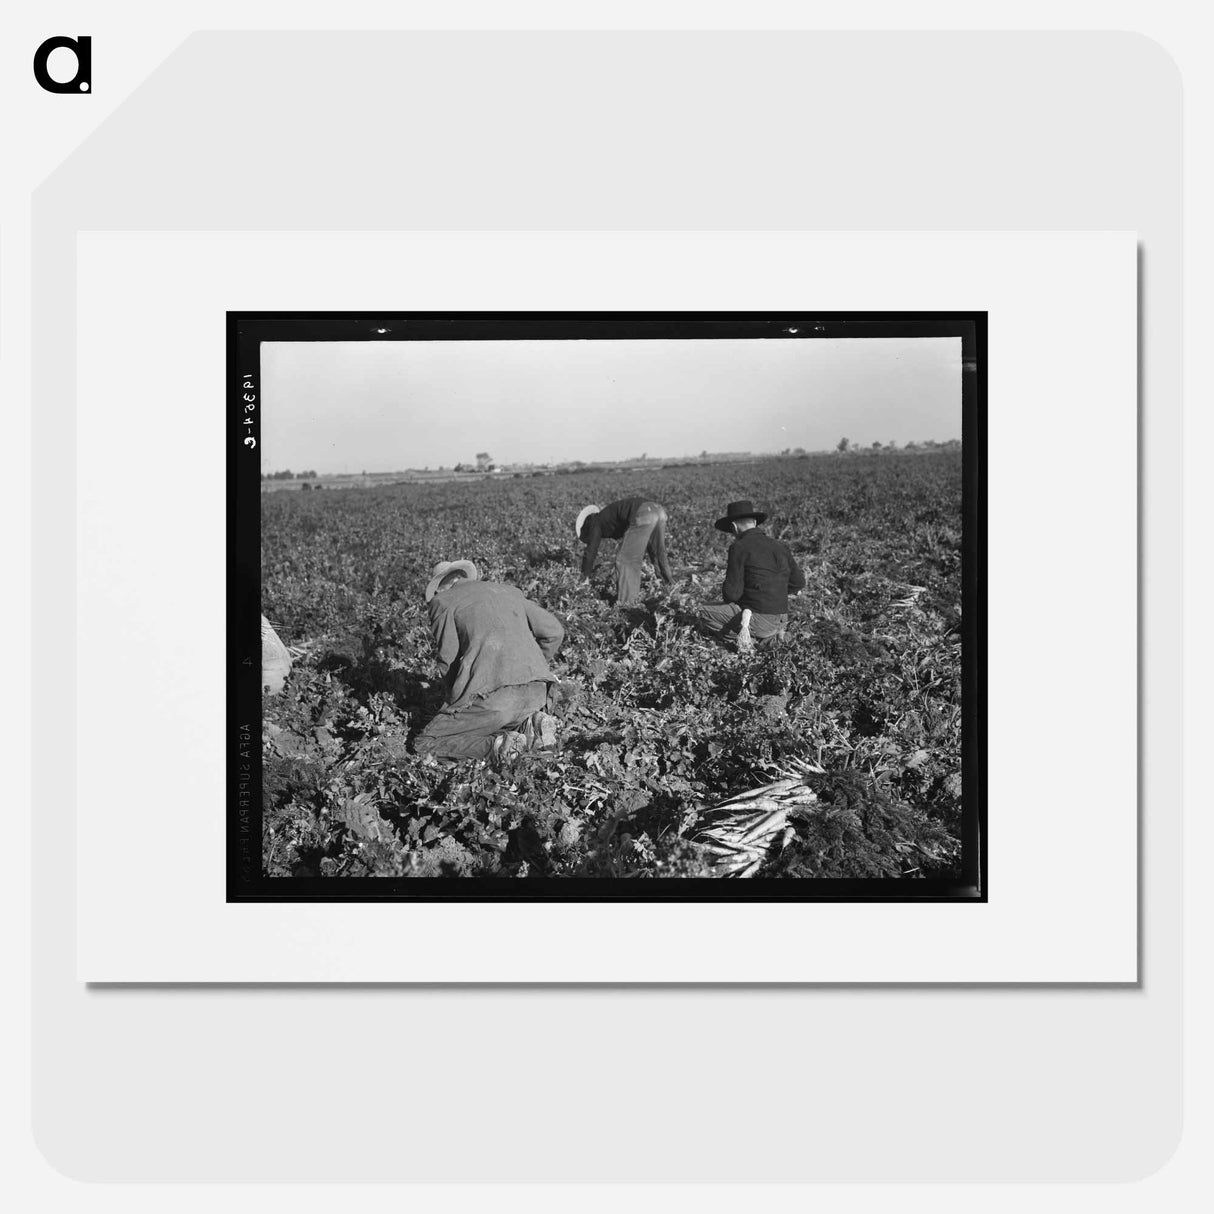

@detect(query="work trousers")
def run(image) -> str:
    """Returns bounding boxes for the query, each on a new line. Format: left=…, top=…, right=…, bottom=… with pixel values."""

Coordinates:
left=699, top=602, right=789, bottom=644
left=412, top=680, right=550, bottom=761
left=615, top=502, right=671, bottom=605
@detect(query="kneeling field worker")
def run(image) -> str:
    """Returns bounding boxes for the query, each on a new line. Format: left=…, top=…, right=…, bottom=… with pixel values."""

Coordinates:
left=699, top=499, right=805, bottom=645
left=413, top=560, right=565, bottom=762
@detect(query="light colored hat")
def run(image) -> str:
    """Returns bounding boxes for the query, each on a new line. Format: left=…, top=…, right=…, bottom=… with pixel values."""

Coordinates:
left=575, top=504, right=601, bottom=539
left=424, top=559, right=479, bottom=602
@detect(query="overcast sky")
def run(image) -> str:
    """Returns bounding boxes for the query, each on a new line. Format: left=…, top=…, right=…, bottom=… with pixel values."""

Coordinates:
left=260, top=336, right=961, bottom=473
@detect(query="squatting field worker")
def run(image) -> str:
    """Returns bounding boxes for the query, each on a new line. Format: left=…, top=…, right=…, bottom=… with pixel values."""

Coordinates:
left=699, top=500, right=805, bottom=644
left=576, top=497, right=674, bottom=606
left=412, top=560, right=565, bottom=761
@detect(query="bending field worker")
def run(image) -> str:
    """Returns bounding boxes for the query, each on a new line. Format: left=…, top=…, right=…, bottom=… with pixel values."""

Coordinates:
left=576, top=497, right=675, bottom=606
left=699, top=499, right=805, bottom=645
left=413, top=560, right=564, bottom=762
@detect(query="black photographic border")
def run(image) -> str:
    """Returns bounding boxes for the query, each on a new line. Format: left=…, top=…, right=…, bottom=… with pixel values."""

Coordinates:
left=228, top=312, right=986, bottom=903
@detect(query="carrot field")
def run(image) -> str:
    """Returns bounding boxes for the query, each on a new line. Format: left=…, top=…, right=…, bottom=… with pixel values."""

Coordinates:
left=260, top=450, right=965, bottom=880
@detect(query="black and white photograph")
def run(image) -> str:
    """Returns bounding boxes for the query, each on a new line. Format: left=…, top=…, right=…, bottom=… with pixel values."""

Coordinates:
left=229, top=313, right=984, bottom=900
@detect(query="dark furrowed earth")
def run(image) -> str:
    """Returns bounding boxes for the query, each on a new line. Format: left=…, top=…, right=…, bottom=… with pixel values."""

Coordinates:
left=260, top=450, right=964, bottom=880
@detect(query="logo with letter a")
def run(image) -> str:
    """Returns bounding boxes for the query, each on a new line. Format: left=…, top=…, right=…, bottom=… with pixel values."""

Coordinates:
left=33, top=35, right=92, bottom=93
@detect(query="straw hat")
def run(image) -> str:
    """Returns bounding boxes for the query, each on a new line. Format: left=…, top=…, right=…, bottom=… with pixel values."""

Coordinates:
left=424, top=559, right=479, bottom=602
left=575, top=504, right=601, bottom=540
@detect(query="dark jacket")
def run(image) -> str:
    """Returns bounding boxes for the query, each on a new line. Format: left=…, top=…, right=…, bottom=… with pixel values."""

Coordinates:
left=721, top=527, right=805, bottom=614
left=426, top=580, right=564, bottom=710
left=580, top=497, right=671, bottom=581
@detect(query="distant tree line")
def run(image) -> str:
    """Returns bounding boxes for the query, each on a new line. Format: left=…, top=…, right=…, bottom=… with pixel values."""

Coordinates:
left=832, top=438, right=960, bottom=455
left=262, top=441, right=960, bottom=484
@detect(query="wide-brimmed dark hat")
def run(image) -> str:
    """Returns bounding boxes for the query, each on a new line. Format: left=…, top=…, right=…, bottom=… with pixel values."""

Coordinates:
left=714, top=500, right=768, bottom=532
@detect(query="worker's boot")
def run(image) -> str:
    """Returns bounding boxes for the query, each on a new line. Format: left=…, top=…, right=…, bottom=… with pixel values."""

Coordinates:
left=490, top=730, right=527, bottom=768
left=523, top=711, right=560, bottom=752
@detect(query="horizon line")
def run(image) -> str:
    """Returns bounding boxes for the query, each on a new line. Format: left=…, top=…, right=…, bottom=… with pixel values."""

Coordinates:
left=260, top=437, right=963, bottom=478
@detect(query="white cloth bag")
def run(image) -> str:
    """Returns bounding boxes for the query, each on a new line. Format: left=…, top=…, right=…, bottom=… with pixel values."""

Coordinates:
left=261, top=615, right=292, bottom=695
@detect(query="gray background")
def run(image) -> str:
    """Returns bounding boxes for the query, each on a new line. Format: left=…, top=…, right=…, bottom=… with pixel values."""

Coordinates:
left=32, top=32, right=1179, bottom=1180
